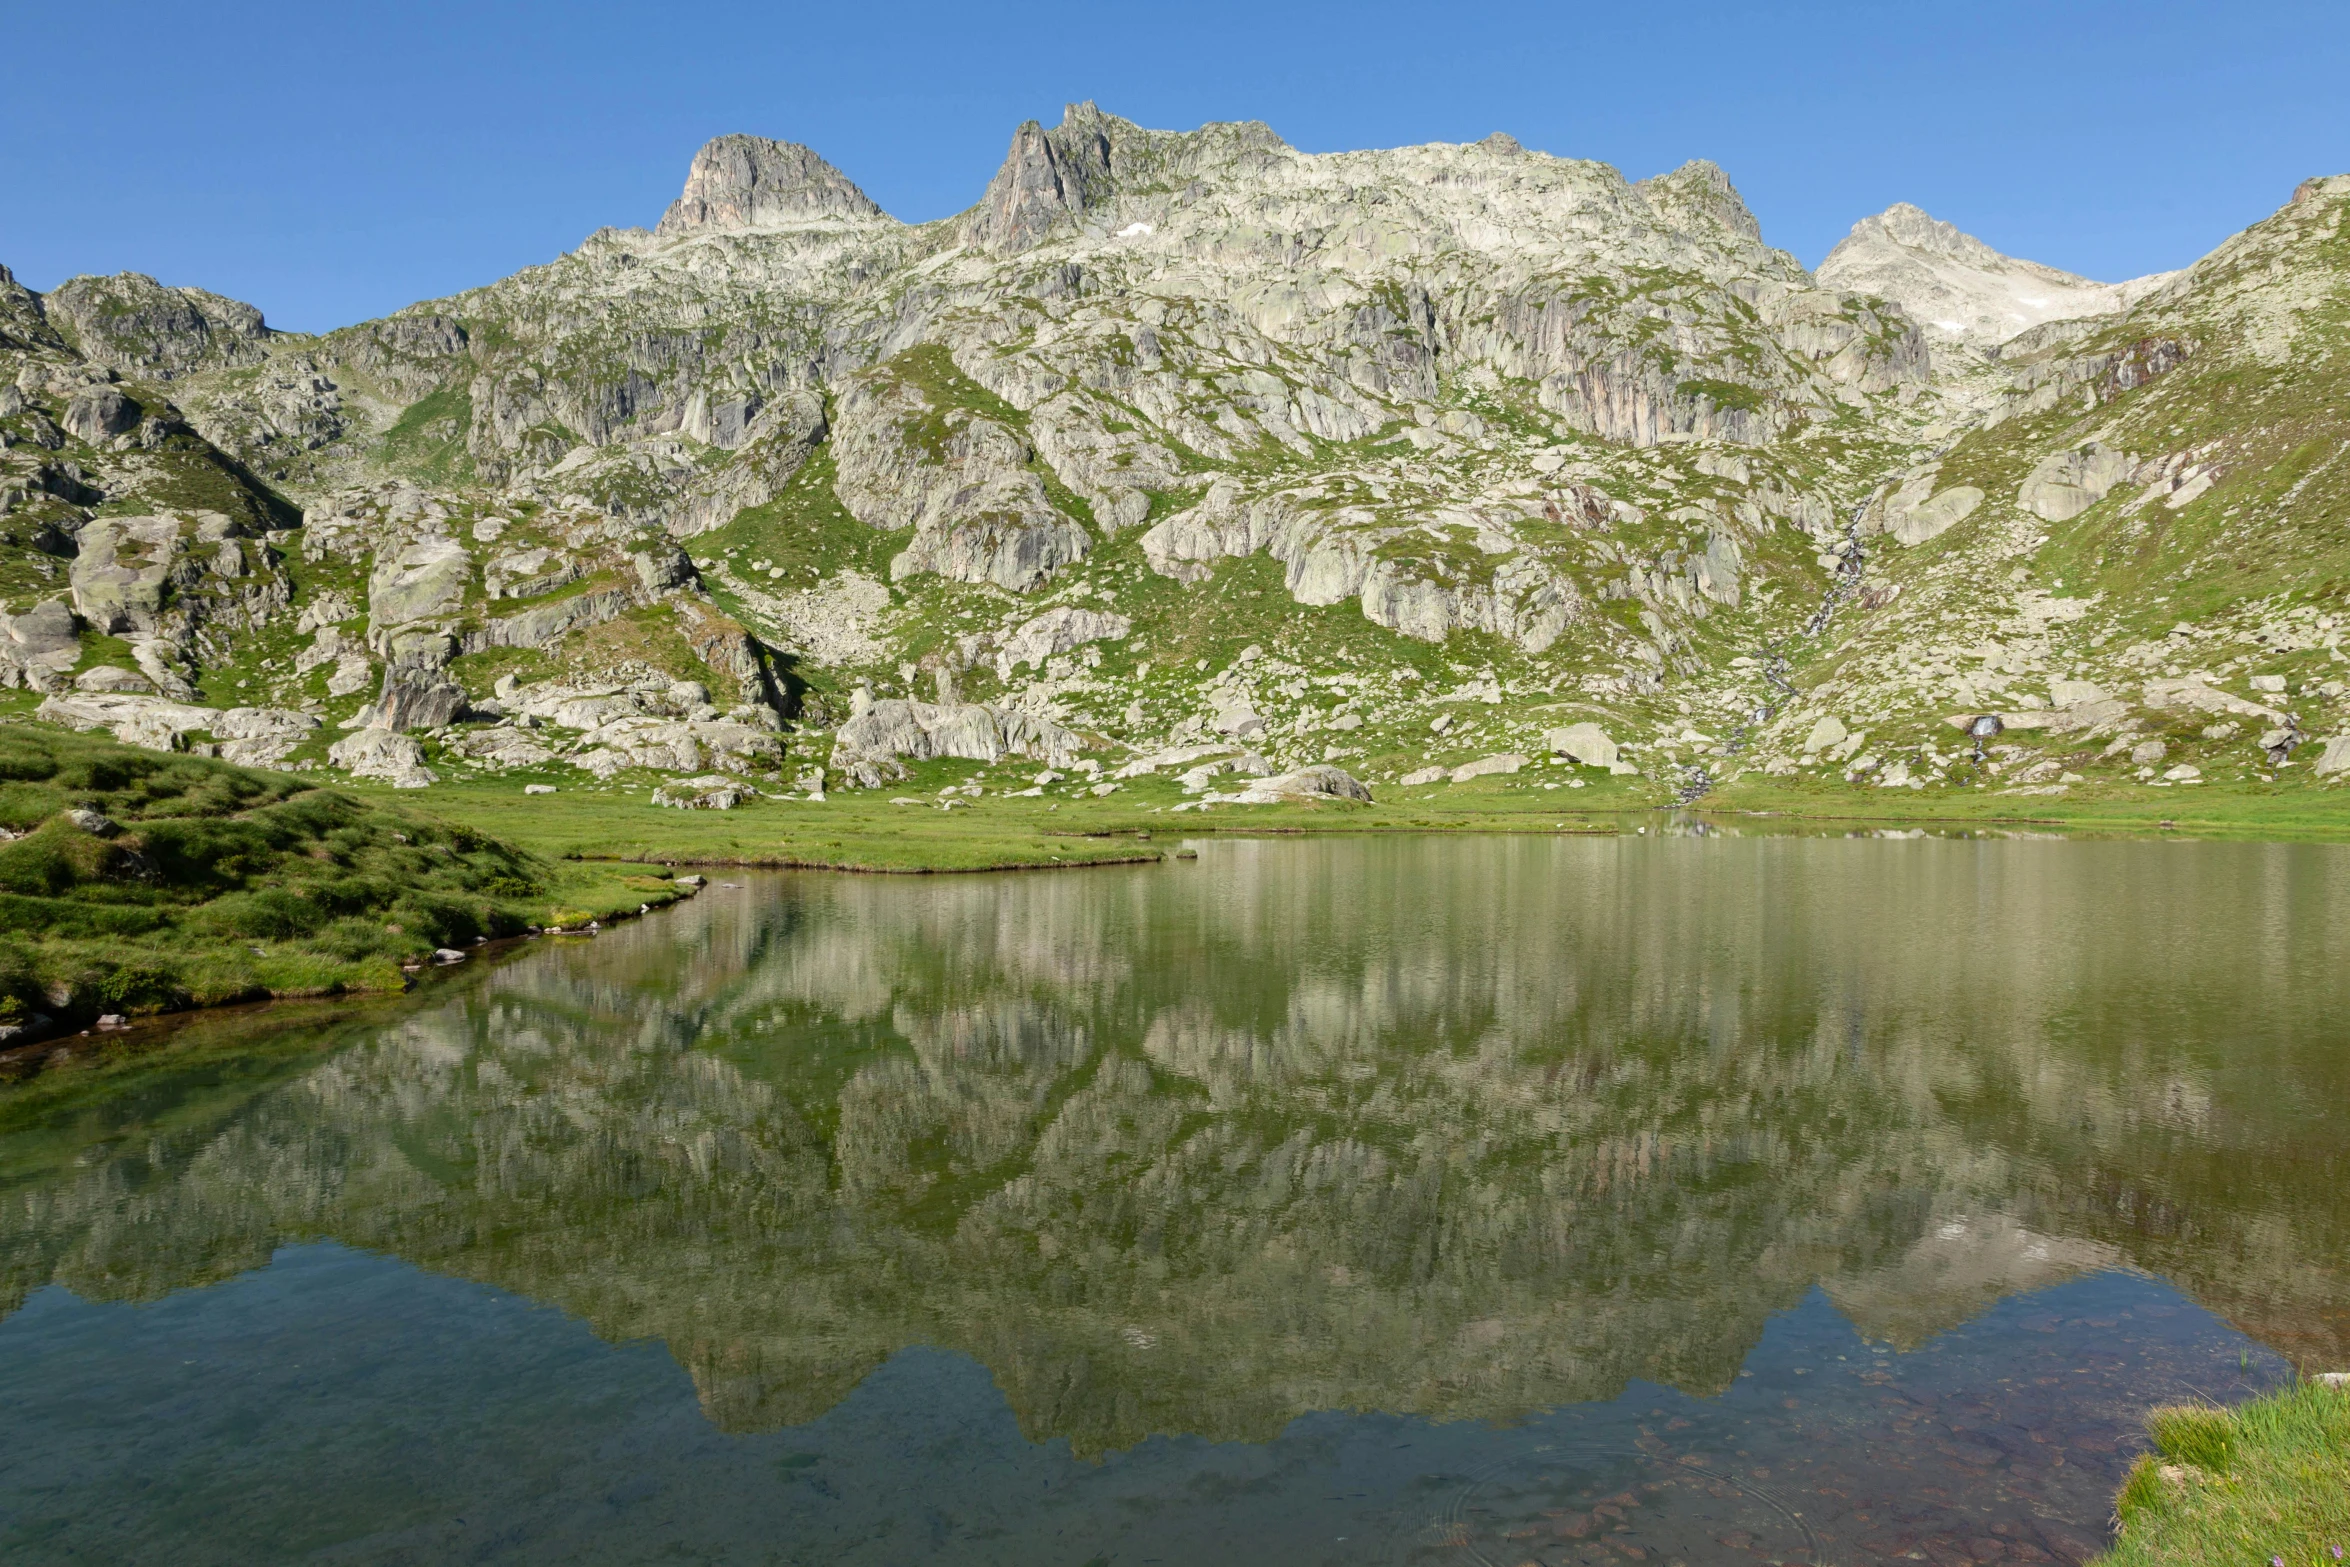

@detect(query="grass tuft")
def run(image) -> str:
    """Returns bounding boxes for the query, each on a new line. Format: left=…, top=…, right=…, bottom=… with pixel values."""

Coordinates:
left=2099, top=1381, right=2350, bottom=1567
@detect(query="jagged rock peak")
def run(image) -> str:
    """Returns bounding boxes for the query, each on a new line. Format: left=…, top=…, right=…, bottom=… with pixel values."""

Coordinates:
left=1836, top=203, right=2082, bottom=280
left=1635, top=160, right=1764, bottom=242
left=1817, top=202, right=2176, bottom=349
left=0, top=262, right=64, bottom=354
left=656, top=134, right=887, bottom=237
left=962, top=100, right=1288, bottom=256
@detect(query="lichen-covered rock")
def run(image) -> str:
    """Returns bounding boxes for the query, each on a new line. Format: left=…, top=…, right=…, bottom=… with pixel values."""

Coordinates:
left=999, top=606, right=1130, bottom=672
left=69, top=517, right=183, bottom=635
left=831, top=365, right=1090, bottom=593
left=653, top=775, right=754, bottom=810
left=62, top=384, right=140, bottom=443
left=832, top=696, right=1080, bottom=778
left=2018, top=443, right=2142, bottom=523
left=368, top=537, right=470, bottom=629
left=1544, top=722, right=1619, bottom=767
left=0, top=599, right=81, bottom=691
left=327, top=728, right=436, bottom=787
left=1449, top=753, right=1527, bottom=783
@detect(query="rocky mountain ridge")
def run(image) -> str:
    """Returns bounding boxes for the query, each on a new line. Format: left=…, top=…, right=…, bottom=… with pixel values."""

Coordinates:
left=3, top=105, right=2346, bottom=812
left=1817, top=201, right=2178, bottom=351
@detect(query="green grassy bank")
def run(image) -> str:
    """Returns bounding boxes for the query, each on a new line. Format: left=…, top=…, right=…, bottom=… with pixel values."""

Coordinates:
left=11, top=721, right=2350, bottom=1046
left=393, top=751, right=2350, bottom=875
left=0, top=726, right=695, bottom=1044
left=2099, top=1382, right=2350, bottom=1567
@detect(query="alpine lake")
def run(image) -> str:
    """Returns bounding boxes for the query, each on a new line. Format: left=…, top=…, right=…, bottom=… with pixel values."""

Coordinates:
left=2, top=830, right=2344, bottom=1566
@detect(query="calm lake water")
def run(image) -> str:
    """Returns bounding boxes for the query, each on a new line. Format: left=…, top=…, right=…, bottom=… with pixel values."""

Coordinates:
left=2, top=834, right=2346, bottom=1565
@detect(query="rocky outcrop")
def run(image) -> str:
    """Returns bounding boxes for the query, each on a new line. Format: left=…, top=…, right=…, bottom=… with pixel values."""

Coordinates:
left=830, top=365, right=1090, bottom=592
left=998, top=606, right=1130, bottom=672
left=486, top=671, right=785, bottom=779
left=831, top=694, right=1081, bottom=784
left=1144, top=481, right=1582, bottom=652
left=0, top=599, right=81, bottom=691
left=35, top=691, right=316, bottom=759
left=41, top=273, right=275, bottom=379
left=656, top=136, right=887, bottom=236
left=1633, top=160, right=1764, bottom=242
left=327, top=728, right=435, bottom=787
left=69, top=517, right=183, bottom=635
left=962, top=104, right=1121, bottom=255
left=2018, top=442, right=2141, bottom=522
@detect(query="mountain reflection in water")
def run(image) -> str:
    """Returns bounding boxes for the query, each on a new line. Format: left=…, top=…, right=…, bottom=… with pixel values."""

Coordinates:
left=1, top=835, right=2344, bottom=1563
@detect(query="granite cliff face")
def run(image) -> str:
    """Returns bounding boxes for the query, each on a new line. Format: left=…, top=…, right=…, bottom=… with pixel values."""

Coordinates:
left=1, top=106, right=2345, bottom=806
left=658, top=135, right=889, bottom=236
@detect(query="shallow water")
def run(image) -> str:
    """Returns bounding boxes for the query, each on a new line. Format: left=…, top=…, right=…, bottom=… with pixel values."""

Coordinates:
left=2, top=835, right=2345, bottom=1564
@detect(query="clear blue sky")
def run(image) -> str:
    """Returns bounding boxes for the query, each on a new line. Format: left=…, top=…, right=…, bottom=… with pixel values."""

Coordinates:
left=2, top=1, right=2342, bottom=333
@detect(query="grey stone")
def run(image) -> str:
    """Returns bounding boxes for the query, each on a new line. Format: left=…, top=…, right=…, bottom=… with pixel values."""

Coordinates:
left=69, top=516, right=182, bottom=635
left=62, top=384, right=140, bottom=443
left=327, top=728, right=436, bottom=787
left=1450, top=753, right=1527, bottom=783
left=75, top=666, right=152, bottom=693
left=999, top=606, right=1130, bottom=672
left=368, top=538, right=470, bottom=628
left=653, top=775, right=753, bottom=810
left=1803, top=716, right=1849, bottom=753
left=1544, top=722, right=1619, bottom=767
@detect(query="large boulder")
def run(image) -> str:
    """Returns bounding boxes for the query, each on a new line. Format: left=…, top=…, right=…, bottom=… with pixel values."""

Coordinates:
left=1544, top=722, right=1619, bottom=768
left=69, top=516, right=183, bottom=635
left=1221, top=765, right=1373, bottom=804
left=62, top=384, right=140, bottom=443
left=367, top=538, right=470, bottom=630
left=2018, top=443, right=2141, bottom=522
left=1450, top=753, right=1527, bottom=783
left=653, top=775, right=754, bottom=810
left=0, top=599, right=81, bottom=691
left=831, top=695, right=1081, bottom=779
left=328, top=729, right=436, bottom=787
left=1264, top=765, right=1371, bottom=802
left=352, top=665, right=468, bottom=732
left=999, top=606, right=1131, bottom=672
left=211, top=706, right=321, bottom=769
